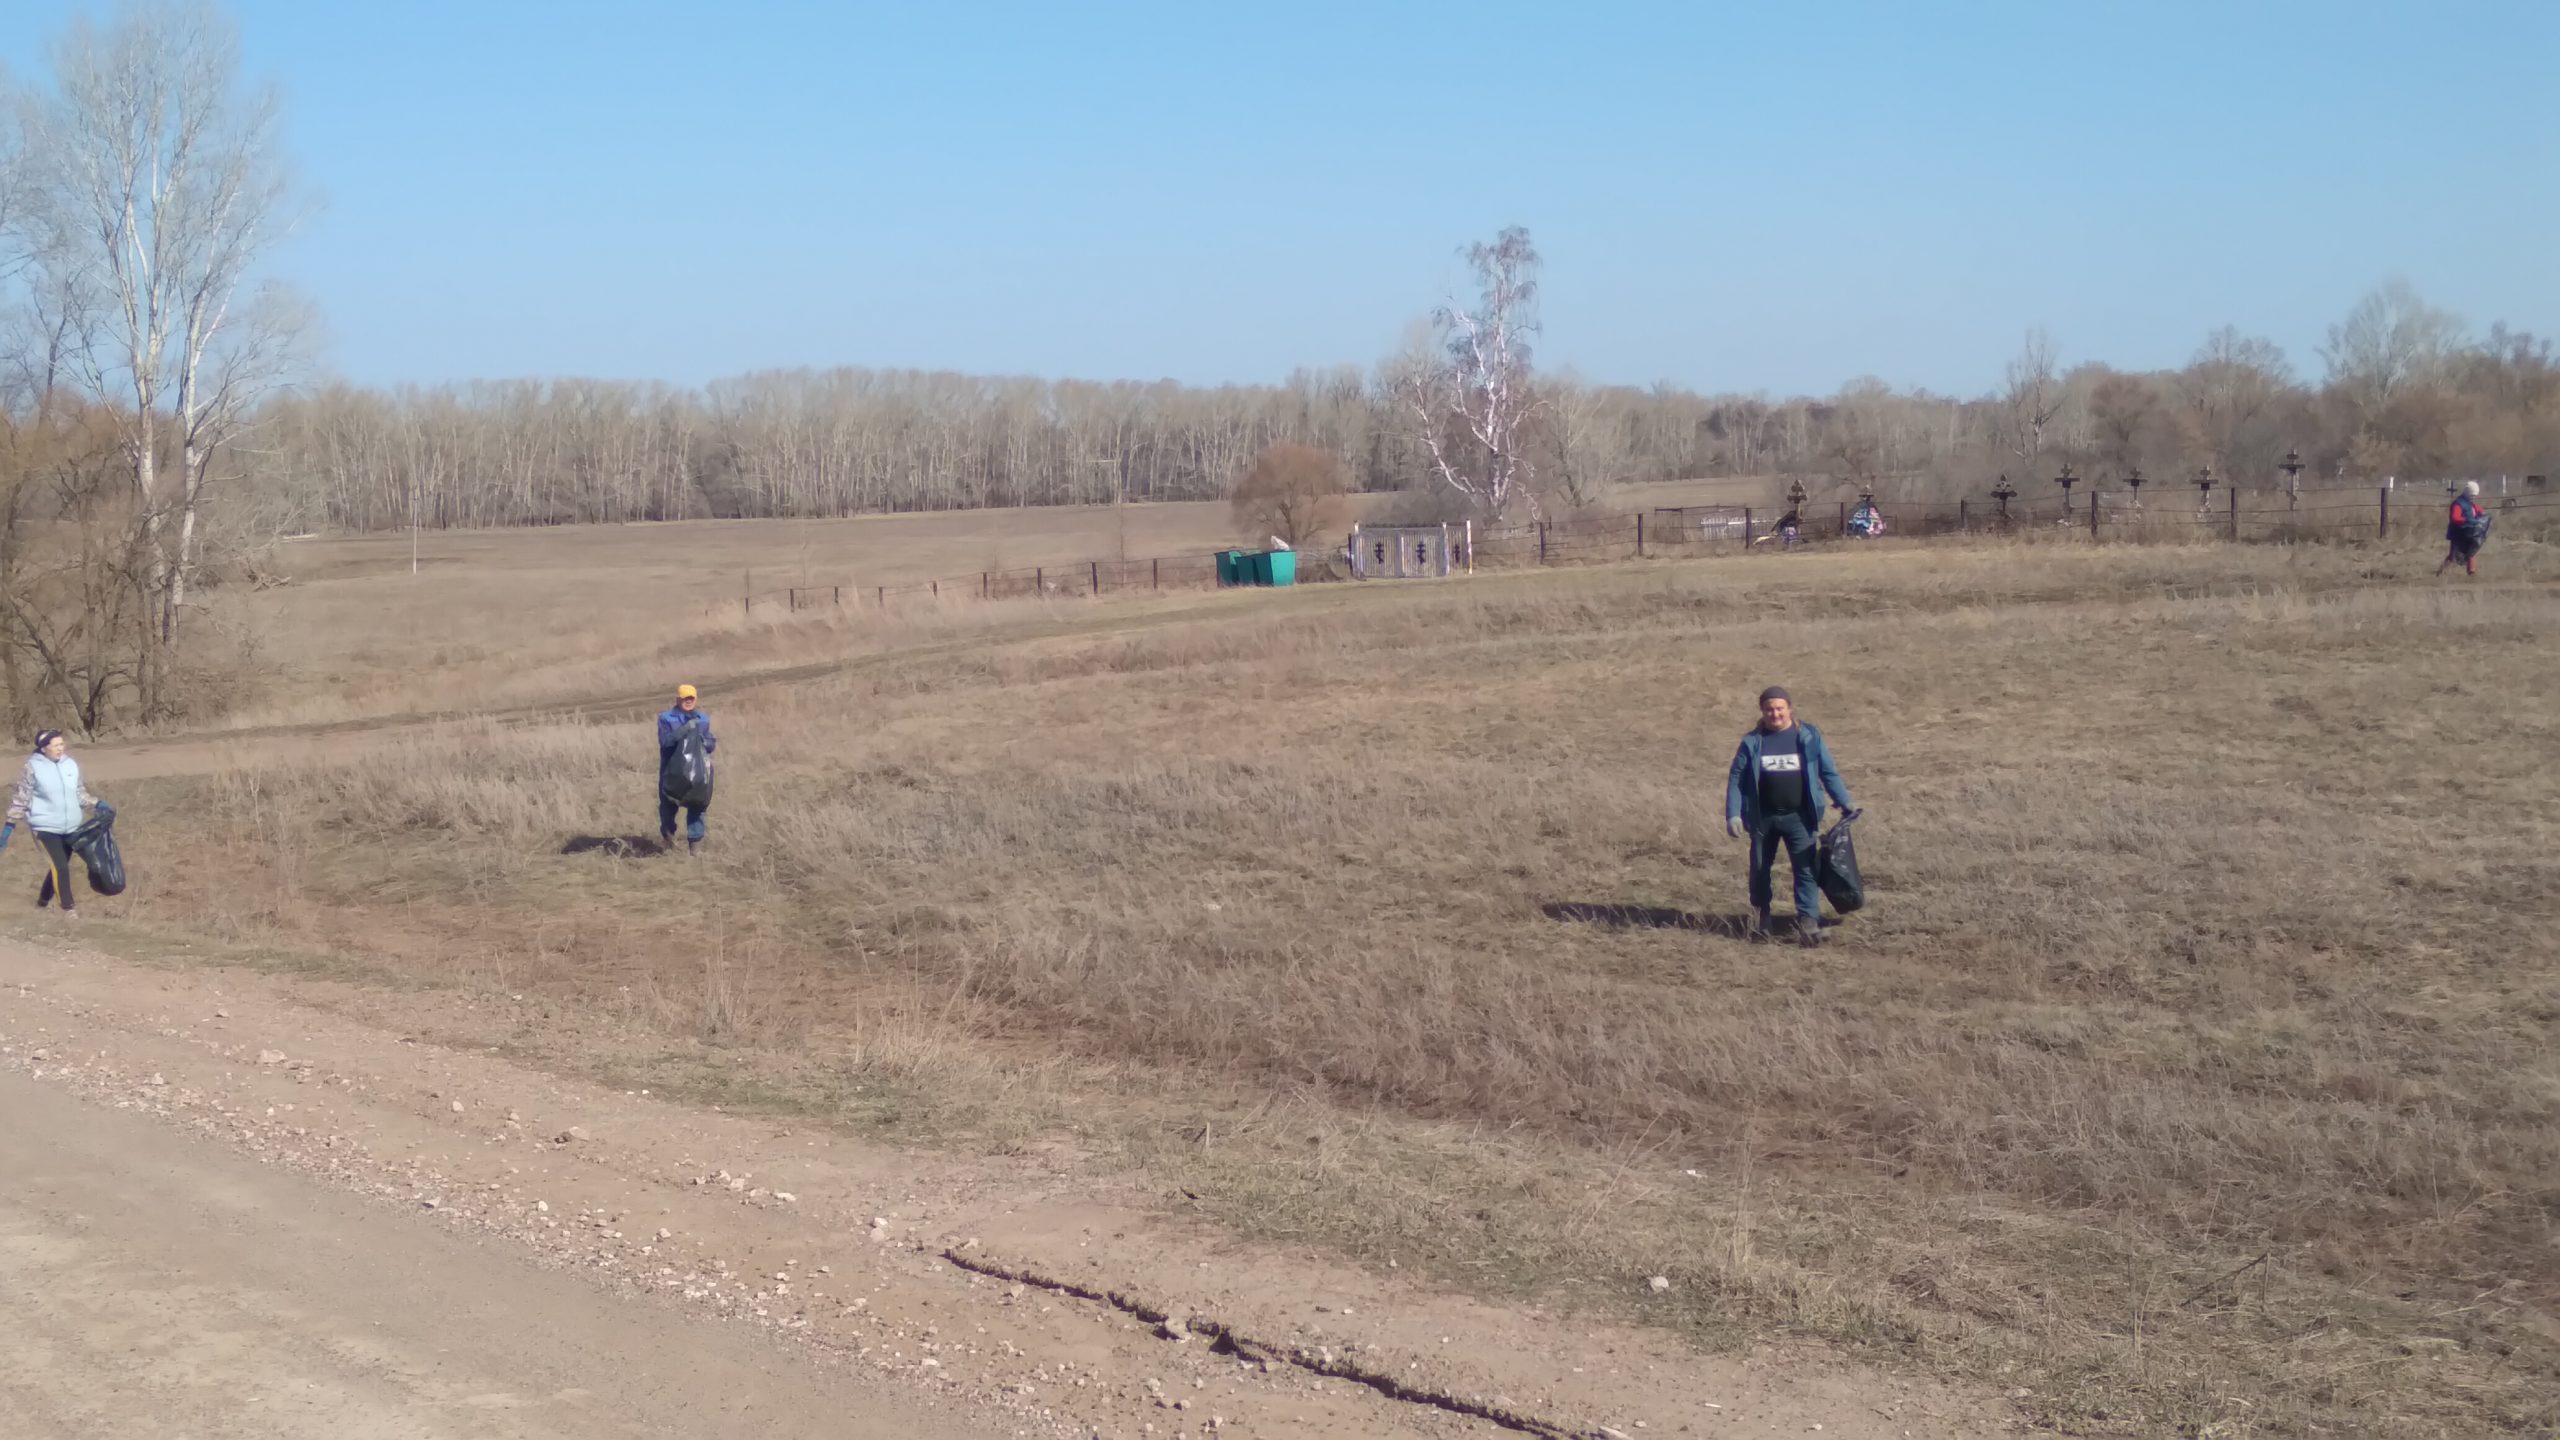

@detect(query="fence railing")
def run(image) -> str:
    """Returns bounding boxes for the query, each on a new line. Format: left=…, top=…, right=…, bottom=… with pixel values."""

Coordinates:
left=742, top=551, right=1233, bottom=615
left=735, top=485, right=2558, bottom=617
left=1467, top=487, right=2557, bottom=568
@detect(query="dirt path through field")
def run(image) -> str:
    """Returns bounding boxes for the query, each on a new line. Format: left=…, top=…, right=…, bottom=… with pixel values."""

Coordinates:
left=0, top=928, right=2003, bottom=1439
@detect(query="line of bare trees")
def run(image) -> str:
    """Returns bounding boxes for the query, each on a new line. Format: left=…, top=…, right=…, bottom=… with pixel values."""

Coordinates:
left=1, top=2, right=303, bottom=733
left=251, top=268, right=2557, bottom=538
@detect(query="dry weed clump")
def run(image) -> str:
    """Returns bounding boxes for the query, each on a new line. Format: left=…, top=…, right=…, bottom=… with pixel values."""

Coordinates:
left=116, top=536, right=2560, bottom=1435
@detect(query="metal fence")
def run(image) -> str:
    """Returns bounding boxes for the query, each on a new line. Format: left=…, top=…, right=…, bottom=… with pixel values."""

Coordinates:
left=1468, top=487, right=2558, bottom=569
left=741, top=552, right=1236, bottom=614
left=737, top=485, right=2558, bottom=616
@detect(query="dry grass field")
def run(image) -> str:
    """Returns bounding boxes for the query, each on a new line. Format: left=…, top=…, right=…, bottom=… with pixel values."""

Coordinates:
left=106, top=525, right=2560, bottom=1435
left=216, top=478, right=1791, bottom=729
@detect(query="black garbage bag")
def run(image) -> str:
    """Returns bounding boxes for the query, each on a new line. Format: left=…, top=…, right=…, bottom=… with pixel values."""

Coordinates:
left=68, top=801, right=126, bottom=897
left=660, top=722, right=715, bottom=809
left=1816, top=807, right=1864, bottom=914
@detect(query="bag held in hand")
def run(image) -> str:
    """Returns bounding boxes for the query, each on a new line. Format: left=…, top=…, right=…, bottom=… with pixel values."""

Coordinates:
left=69, top=801, right=126, bottom=897
left=660, top=722, right=714, bottom=809
left=1815, top=807, right=1864, bottom=914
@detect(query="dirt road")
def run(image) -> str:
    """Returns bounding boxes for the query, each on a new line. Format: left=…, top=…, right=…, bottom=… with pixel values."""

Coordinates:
left=0, top=929, right=2001, bottom=1440
left=0, top=1068, right=991, bottom=1440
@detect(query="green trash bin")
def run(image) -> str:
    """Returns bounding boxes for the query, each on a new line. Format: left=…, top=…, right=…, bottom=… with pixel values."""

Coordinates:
left=1263, top=550, right=1297, bottom=586
left=1216, top=550, right=1244, bottom=586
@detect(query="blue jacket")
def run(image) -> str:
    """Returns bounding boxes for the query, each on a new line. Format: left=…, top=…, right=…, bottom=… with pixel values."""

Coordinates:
left=2448, top=495, right=2490, bottom=541
left=1725, top=722, right=1852, bottom=830
left=657, top=708, right=716, bottom=758
left=8, top=753, right=93, bottom=834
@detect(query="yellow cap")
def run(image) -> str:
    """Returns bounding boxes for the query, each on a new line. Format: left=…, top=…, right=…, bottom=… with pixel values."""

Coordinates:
left=675, top=684, right=698, bottom=700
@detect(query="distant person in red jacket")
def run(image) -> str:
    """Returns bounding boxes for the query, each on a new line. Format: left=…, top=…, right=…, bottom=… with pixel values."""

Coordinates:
left=2438, top=481, right=2491, bottom=577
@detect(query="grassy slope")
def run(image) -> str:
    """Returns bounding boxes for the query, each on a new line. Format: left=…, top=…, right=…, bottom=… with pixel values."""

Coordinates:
left=122, top=536, right=2560, bottom=1435
left=215, top=478, right=1786, bottom=730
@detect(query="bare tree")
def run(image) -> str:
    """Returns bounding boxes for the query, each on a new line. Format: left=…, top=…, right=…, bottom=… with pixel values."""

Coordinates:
left=30, top=1, right=295, bottom=644
left=1999, top=328, right=2065, bottom=477
left=1393, top=227, right=1546, bottom=520
left=1229, top=442, right=1347, bottom=551
left=0, top=68, right=27, bottom=275
left=1537, top=370, right=1631, bottom=510
left=2174, top=327, right=2291, bottom=480
left=2323, top=279, right=2462, bottom=423
left=2088, top=371, right=2163, bottom=481
left=1823, top=376, right=1917, bottom=492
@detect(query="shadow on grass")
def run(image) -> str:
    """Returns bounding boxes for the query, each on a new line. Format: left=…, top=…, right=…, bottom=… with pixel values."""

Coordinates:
left=1540, top=901, right=1746, bottom=936
left=1539, top=901, right=1840, bottom=937
left=559, top=833, right=671, bottom=858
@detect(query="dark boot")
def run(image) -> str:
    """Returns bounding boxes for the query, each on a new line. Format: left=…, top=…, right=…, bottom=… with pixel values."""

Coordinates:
left=685, top=837, right=700, bottom=857
left=659, top=830, right=677, bottom=854
left=1796, top=916, right=1825, bottom=948
left=1751, top=907, right=1774, bottom=940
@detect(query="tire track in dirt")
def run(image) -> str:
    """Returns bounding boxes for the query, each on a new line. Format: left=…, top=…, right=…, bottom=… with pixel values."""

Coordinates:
left=940, top=1249, right=1611, bottom=1440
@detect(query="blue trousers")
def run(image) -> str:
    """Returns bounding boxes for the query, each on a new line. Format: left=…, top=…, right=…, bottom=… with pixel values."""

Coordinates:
left=1750, top=813, right=1821, bottom=920
left=658, top=799, right=706, bottom=843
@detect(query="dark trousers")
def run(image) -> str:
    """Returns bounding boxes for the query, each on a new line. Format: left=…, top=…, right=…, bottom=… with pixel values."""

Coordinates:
left=658, top=799, right=706, bottom=843
left=34, top=830, right=76, bottom=910
left=1749, top=812, right=1820, bottom=921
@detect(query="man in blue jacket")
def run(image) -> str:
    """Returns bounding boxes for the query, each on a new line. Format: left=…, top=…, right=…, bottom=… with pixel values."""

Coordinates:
left=657, top=684, right=717, bottom=854
left=1725, top=687, right=1854, bottom=946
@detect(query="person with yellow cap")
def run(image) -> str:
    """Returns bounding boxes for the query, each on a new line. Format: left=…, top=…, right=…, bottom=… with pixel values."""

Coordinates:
left=656, top=684, right=717, bottom=854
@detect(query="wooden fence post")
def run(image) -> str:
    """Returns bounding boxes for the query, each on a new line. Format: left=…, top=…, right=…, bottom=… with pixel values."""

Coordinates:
left=1537, top=521, right=1548, bottom=564
left=932, top=579, right=939, bottom=599
left=788, top=587, right=797, bottom=612
left=833, top=585, right=841, bottom=605
left=1958, top=498, right=1969, bottom=532
left=1838, top=501, right=1848, bottom=535
left=1091, top=560, right=1100, bottom=595
left=980, top=571, right=989, bottom=599
left=2378, top=486, right=2389, bottom=539
left=1152, top=557, right=1159, bottom=589
left=1635, top=511, right=1646, bottom=558
left=875, top=585, right=884, bottom=606
left=2090, top=491, right=2102, bottom=539
left=1035, top=566, right=1043, bottom=594
left=1742, top=507, right=1754, bottom=546
left=2229, top=485, right=2240, bottom=541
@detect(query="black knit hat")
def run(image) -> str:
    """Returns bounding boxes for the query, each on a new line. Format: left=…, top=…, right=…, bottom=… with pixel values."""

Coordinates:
left=31, top=730, right=61, bottom=753
left=1757, top=687, right=1792, bottom=706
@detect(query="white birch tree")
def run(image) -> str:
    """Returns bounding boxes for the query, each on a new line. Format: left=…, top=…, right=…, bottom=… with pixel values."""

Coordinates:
left=1393, top=226, right=1546, bottom=521
left=32, top=1, right=297, bottom=644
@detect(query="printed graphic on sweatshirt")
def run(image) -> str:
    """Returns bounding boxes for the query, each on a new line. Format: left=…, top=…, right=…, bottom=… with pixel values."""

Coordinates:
left=1760, top=753, right=1804, bottom=774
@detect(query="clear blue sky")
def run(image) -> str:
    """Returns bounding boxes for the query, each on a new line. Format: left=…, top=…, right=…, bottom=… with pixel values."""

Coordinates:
left=11, top=0, right=2556, bottom=397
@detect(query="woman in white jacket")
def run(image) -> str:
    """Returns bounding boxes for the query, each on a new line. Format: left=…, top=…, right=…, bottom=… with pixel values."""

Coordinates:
left=6, top=731, right=96, bottom=918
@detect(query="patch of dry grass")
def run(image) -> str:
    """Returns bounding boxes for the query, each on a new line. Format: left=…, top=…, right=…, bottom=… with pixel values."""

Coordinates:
left=221, top=500, right=1262, bottom=728
left=213, top=475, right=1911, bottom=730
left=120, top=532, right=2560, bottom=1435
